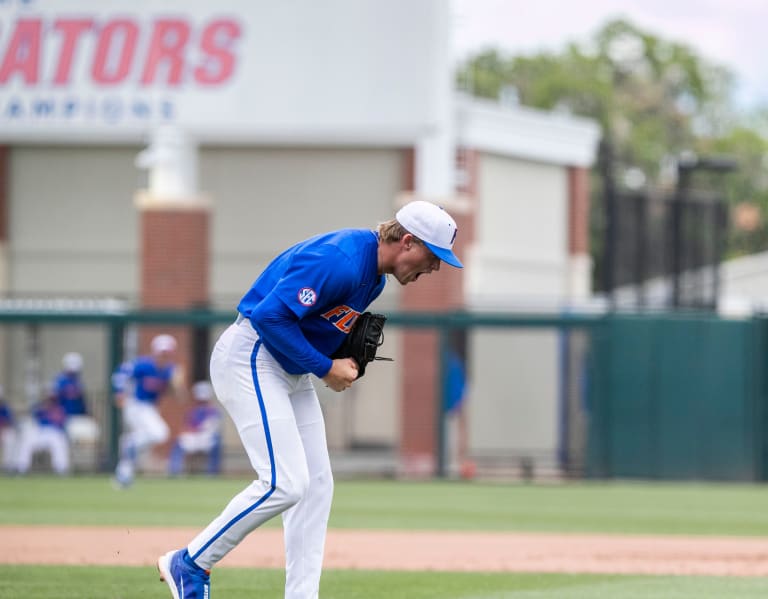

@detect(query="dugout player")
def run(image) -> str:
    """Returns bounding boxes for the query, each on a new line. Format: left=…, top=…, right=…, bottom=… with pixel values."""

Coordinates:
left=53, top=352, right=100, bottom=445
left=54, top=352, right=88, bottom=418
left=167, top=380, right=222, bottom=476
left=0, top=386, right=17, bottom=473
left=113, top=333, right=180, bottom=488
left=158, top=201, right=463, bottom=599
left=15, top=384, right=70, bottom=475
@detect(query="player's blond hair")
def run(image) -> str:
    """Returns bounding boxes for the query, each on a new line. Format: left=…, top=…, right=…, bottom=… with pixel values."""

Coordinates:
left=377, top=219, right=412, bottom=243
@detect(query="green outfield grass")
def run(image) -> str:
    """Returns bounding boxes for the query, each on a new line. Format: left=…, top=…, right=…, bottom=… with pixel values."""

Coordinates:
left=2, top=565, right=768, bottom=599
left=1, top=475, right=768, bottom=535
left=2, top=476, right=768, bottom=598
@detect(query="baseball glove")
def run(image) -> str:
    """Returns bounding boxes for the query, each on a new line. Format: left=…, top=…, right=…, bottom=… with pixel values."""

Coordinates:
left=332, top=312, right=393, bottom=378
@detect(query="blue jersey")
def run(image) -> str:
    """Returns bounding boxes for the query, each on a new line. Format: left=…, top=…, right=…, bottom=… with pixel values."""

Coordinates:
left=53, top=372, right=87, bottom=416
left=237, top=228, right=385, bottom=377
left=33, top=399, right=67, bottom=430
left=112, top=356, right=175, bottom=404
left=186, top=405, right=221, bottom=432
left=0, top=402, right=14, bottom=428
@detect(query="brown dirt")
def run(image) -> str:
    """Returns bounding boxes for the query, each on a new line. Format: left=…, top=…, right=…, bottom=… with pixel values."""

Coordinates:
left=2, top=526, right=768, bottom=576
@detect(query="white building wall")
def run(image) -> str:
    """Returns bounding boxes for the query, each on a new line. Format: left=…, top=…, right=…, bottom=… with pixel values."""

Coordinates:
left=467, top=154, right=568, bottom=306
left=0, top=0, right=447, bottom=144
left=10, top=146, right=140, bottom=296
left=468, top=329, right=559, bottom=462
left=465, top=152, right=570, bottom=474
left=200, top=147, right=405, bottom=307
left=719, top=251, right=768, bottom=314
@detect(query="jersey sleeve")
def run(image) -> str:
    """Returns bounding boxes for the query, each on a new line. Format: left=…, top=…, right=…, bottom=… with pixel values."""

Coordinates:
left=251, top=295, right=334, bottom=378
left=271, top=244, right=357, bottom=319
left=111, top=361, right=134, bottom=393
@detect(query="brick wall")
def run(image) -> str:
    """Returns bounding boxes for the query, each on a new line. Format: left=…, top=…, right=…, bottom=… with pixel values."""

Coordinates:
left=140, top=206, right=210, bottom=455
left=568, top=166, right=590, bottom=255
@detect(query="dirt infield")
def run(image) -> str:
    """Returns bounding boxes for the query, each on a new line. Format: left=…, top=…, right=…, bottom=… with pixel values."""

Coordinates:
left=2, top=526, right=768, bottom=576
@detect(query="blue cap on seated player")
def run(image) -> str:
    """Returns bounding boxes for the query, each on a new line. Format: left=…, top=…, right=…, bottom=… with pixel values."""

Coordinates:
left=395, top=200, right=463, bottom=268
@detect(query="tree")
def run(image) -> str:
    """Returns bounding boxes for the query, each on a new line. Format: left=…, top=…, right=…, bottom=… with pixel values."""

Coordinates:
left=456, top=18, right=768, bottom=266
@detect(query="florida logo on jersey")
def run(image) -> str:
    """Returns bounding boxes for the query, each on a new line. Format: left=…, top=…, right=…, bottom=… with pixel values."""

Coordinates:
left=322, top=305, right=360, bottom=333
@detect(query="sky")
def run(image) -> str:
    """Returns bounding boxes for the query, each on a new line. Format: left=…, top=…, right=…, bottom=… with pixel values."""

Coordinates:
left=452, top=0, right=768, bottom=110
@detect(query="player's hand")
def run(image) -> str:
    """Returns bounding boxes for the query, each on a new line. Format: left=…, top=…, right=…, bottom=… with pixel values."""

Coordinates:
left=322, top=358, right=359, bottom=392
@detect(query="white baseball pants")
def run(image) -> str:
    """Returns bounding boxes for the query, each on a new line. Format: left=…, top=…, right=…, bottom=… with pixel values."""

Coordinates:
left=1, top=427, right=17, bottom=471
left=115, top=397, right=170, bottom=482
left=121, top=398, right=170, bottom=450
left=187, top=317, right=333, bottom=599
left=15, top=420, right=70, bottom=474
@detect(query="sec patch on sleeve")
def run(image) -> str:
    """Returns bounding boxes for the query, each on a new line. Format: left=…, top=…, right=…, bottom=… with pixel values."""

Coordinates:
left=298, top=287, right=318, bottom=306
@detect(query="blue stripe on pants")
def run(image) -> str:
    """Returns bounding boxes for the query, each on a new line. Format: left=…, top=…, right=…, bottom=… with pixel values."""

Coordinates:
left=191, top=339, right=276, bottom=561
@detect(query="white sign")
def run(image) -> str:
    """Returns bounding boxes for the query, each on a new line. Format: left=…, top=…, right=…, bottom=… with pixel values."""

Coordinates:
left=0, top=0, right=444, bottom=143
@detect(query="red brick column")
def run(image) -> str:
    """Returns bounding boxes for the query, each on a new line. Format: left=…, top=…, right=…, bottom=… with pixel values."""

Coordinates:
left=566, top=166, right=592, bottom=299
left=398, top=148, right=476, bottom=476
left=568, top=166, right=590, bottom=255
left=138, top=200, right=210, bottom=456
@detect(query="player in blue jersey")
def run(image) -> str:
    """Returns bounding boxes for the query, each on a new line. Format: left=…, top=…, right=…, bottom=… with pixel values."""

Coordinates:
left=158, top=200, right=462, bottom=599
left=52, top=352, right=101, bottom=456
left=167, top=380, right=222, bottom=476
left=53, top=352, right=88, bottom=417
left=0, top=386, right=18, bottom=473
left=16, top=384, right=70, bottom=475
left=113, top=334, right=179, bottom=488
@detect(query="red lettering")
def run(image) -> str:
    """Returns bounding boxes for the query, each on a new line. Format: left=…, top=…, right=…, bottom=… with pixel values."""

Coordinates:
left=0, top=15, right=241, bottom=89
left=52, top=19, right=94, bottom=85
left=322, top=306, right=350, bottom=320
left=0, top=19, right=42, bottom=84
left=92, top=19, right=138, bottom=85
left=194, top=19, right=241, bottom=85
left=336, top=312, right=359, bottom=333
left=141, top=19, right=190, bottom=85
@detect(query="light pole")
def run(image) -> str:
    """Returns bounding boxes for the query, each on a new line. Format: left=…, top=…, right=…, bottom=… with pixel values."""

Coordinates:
left=670, top=154, right=737, bottom=309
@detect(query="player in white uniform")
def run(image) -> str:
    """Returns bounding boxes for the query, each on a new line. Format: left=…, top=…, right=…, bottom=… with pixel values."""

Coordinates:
left=167, top=381, right=222, bottom=476
left=158, top=201, right=462, bottom=599
left=15, top=385, right=70, bottom=475
left=0, top=385, right=18, bottom=473
left=113, top=334, right=179, bottom=488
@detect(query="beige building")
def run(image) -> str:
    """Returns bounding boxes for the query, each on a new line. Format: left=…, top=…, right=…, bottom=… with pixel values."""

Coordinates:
left=0, top=0, right=599, bottom=476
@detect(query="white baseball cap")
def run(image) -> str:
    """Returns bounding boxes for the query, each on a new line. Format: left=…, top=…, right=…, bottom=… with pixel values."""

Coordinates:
left=395, top=201, right=463, bottom=268
left=191, top=381, right=214, bottom=402
left=150, top=334, right=177, bottom=354
left=62, top=352, right=83, bottom=372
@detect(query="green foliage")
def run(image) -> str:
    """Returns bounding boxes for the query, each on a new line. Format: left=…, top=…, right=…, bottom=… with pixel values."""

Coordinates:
left=456, top=18, right=768, bottom=259
left=696, top=127, right=768, bottom=256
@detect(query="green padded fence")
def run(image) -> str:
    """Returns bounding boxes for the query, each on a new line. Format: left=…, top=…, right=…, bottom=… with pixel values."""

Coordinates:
left=587, top=314, right=768, bottom=481
left=1, top=306, right=766, bottom=481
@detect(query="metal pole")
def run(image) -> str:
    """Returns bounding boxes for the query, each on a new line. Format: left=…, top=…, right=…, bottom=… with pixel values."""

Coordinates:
left=599, top=139, right=617, bottom=309
left=671, top=167, right=691, bottom=309
left=634, top=192, right=648, bottom=309
left=435, top=326, right=450, bottom=478
left=107, top=318, right=124, bottom=470
left=24, top=323, right=41, bottom=408
left=712, top=200, right=729, bottom=311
